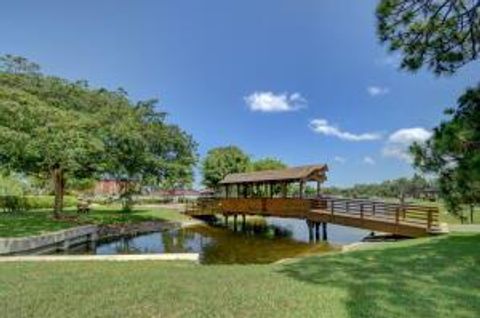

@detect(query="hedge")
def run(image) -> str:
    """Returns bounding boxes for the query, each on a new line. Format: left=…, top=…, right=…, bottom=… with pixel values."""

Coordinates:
left=0, top=195, right=78, bottom=213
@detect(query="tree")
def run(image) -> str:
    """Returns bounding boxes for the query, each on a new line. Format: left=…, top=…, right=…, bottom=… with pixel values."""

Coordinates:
left=377, top=0, right=480, bottom=75
left=0, top=57, right=197, bottom=216
left=201, top=146, right=250, bottom=188
left=411, top=85, right=480, bottom=219
left=0, top=54, right=40, bottom=75
left=250, top=157, right=287, bottom=171
left=376, top=0, right=480, bottom=218
left=0, top=79, right=103, bottom=216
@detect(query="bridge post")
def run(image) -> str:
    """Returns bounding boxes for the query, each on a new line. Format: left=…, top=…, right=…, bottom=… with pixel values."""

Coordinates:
left=233, top=214, right=238, bottom=232
left=322, top=222, right=327, bottom=241
left=242, top=214, right=246, bottom=231
left=314, top=222, right=320, bottom=241
left=224, top=214, right=229, bottom=227
left=306, top=220, right=314, bottom=242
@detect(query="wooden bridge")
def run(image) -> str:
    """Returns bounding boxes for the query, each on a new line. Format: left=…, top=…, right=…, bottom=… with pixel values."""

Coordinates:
left=187, top=165, right=444, bottom=238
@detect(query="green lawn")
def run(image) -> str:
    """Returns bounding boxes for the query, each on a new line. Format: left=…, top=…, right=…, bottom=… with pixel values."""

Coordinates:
left=0, top=205, right=189, bottom=237
left=0, top=233, right=479, bottom=318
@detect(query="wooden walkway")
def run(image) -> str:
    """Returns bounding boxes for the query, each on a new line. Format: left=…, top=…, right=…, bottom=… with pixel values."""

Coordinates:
left=186, top=197, right=444, bottom=237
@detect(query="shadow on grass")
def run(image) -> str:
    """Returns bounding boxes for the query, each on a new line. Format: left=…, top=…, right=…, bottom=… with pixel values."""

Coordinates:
left=279, top=234, right=480, bottom=318
left=0, top=211, right=75, bottom=237
left=0, top=207, right=174, bottom=237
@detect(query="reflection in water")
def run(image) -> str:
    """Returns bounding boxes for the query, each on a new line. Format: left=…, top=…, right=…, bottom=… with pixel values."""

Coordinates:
left=58, top=217, right=371, bottom=264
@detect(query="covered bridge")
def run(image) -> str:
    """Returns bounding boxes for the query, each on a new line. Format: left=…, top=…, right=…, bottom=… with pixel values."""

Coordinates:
left=219, top=164, right=328, bottom=198
left=187, top=164, right=443, bottom=238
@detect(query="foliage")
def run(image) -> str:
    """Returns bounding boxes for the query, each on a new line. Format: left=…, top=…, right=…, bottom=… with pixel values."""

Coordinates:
left=201, top=146, right=250, bottom=188
left=0, top=56, right=197, bottom=215
left=324, top=174, right=432, bottom=199
left=377, top=0, right=480, bottom=75
left=376, top=1, right=480, bottom=219
left=0, top=54, right=40, bottom=74
left=0, top=173, right=26, bottom=196
left=250, top=157, right=287, bottom=171
left=411, top=85, right=480, bottom=218
left=0, top=195, right=78, bottom=213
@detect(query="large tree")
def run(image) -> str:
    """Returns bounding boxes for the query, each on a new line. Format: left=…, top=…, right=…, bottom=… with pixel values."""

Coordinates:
left=0, top=56, right=197, bottom=216
left=201, top=146, right=250, bottom=188
left=376, top=0, right=480, bottom=217
left=377, top=0, right=480, bottom=75
left=411, top=85, right=480, bottom=218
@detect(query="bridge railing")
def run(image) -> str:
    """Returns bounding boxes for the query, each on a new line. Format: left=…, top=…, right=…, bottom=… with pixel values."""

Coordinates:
left=312, top=198, right=439, bottom=230
left=185, top=197, right=222, bottom=215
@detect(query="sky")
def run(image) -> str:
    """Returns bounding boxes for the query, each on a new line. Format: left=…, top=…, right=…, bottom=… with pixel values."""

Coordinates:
left=1, top=0, right=478, bottom=187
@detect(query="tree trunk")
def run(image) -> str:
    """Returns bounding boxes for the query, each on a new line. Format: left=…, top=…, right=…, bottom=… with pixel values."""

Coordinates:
left=52, top=167, right=64, bottom=218
left=470, top=204, right=475, bottom=224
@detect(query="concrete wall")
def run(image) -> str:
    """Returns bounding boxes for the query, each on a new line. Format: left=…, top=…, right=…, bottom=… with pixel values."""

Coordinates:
left=0, top=225, right=98, bottom=255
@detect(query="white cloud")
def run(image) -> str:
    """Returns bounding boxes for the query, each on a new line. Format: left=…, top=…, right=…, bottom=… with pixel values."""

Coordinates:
left=245, top=91, right=307, bottom=112
left=367, top=86, right=390, bottom=97
left=363, top=156, right=376, bottom=165
left=383, top=127, right=432, bottom=162
left=310, top=119, right=382, bottom=142
left=334, top=156, right=347, bottom=164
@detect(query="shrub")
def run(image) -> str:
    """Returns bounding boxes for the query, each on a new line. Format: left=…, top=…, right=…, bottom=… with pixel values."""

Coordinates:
left=0, top=196, right=28, bottom=212
left=0, top=195, right=78, bottom=212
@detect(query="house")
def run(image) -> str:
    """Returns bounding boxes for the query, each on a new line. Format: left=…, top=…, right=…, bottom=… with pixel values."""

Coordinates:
left=94, top=179, right=129, bottom=195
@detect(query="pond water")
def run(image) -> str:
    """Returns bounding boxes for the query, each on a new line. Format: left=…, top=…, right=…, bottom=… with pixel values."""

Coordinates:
left=59, top=217, right=371, bottom=264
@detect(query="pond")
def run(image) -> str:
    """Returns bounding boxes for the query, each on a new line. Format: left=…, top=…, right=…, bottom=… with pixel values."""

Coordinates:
left=58, top=217, right=371, bottom=264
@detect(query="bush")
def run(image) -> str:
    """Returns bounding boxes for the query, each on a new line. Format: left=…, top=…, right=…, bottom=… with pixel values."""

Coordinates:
left=0, top=196, right=28, bottom=212
left=134, top=196, right=173, bottom=205
left=0, top=195, right=78, bottom=212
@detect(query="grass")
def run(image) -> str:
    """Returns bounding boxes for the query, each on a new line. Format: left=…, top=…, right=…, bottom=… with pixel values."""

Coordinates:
left=0, top=205, right=189, bottom=237
left=0, top=233, right=478, bottom=317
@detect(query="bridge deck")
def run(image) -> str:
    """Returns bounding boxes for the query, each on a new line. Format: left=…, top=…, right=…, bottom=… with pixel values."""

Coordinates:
left=186, top=198, right=443, bottom=237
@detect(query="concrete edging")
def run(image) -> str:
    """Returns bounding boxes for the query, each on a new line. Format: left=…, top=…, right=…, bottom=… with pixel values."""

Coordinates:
left=0, top=225, right=98, bottom=255
left=0, top=253, right=200, bottom=262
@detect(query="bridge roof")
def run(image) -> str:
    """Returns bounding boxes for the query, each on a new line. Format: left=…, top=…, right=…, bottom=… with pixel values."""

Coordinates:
left=219, top=164, right=328, bottom=185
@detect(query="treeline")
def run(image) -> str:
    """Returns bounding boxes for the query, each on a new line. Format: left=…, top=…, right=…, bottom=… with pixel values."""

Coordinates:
left=323, top=175, right=435, bottom=201
left=0, top=55, right=197, bottom=215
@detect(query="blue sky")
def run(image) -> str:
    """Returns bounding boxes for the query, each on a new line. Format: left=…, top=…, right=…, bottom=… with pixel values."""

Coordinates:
left=1, top=0, right=478, bottom=187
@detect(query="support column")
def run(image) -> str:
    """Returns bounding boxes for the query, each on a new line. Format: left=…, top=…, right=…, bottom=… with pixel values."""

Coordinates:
left=322, top=222, right=328, bottom=241
left=314, top=222, right=320, bottom=241
left=233, top=214, right=238, bottom=232
left=242, top=214, right=246, bottom=231
left=306, top=220, right=314, bottom=243
left=316, top=181, right=321, bottom=197
left=224, top=214, right=229, bottom=226
left=299, top=181, right=304, bottom=198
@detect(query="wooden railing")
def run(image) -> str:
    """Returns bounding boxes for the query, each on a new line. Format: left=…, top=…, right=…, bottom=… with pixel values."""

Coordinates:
left=220, top=198, right=312, bottom=217
left=311, top=198, right=439, bottom=230
left=186, top=197, right=440, bottom=232
left=185, top=197, right=222, bottom=215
